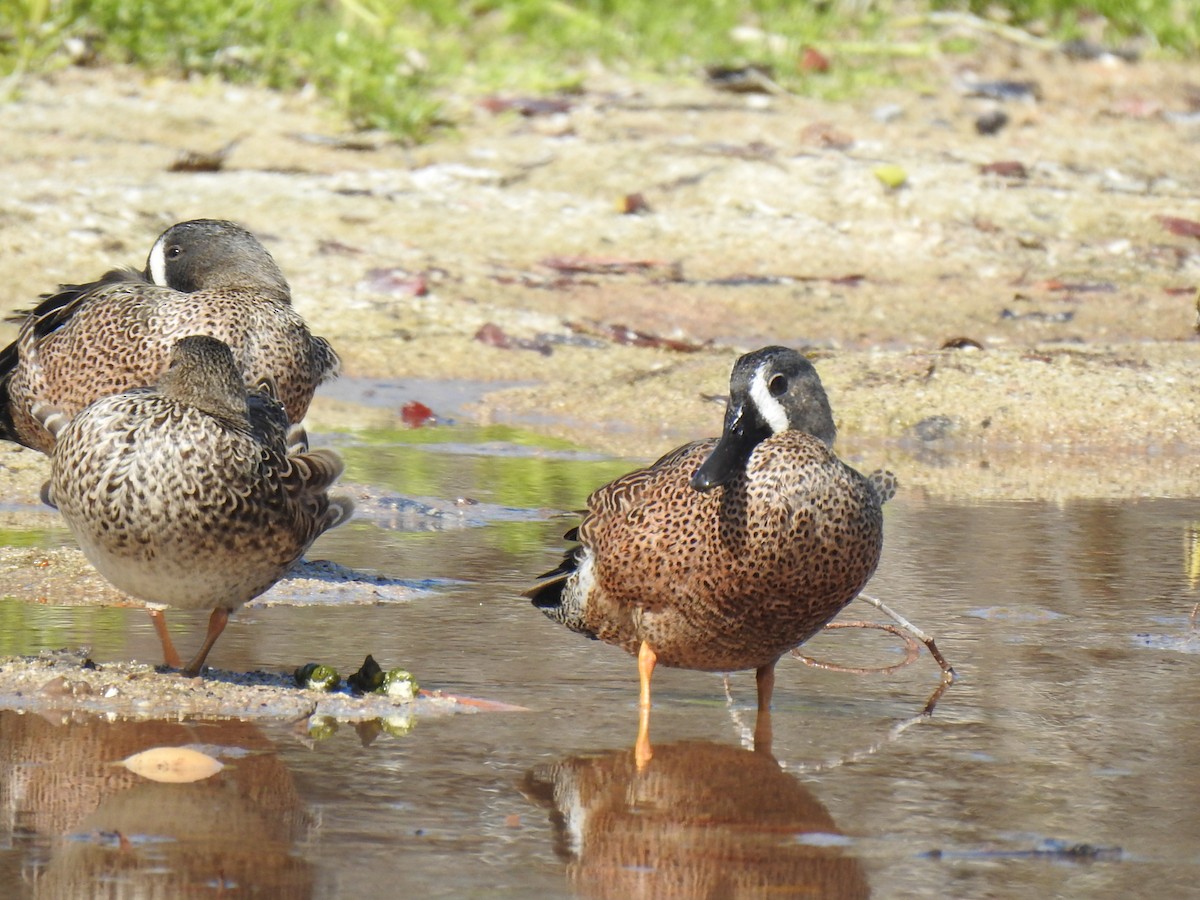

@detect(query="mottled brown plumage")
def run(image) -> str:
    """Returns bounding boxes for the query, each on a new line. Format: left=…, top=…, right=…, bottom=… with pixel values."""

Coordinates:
left=527, top=347, right=893, bottom=739
left=1, top=219, right=339, bottom=453
left=37, top=335, right=353, bottom=676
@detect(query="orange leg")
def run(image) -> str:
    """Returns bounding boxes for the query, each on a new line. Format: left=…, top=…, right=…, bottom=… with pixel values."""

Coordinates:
left=635, top=641, right=657, bottom=769
left=755, top=660, right=776, bottom=712
left=181, top=608, right=231, bottom=677
left=147, top=609, right=183, bottom=670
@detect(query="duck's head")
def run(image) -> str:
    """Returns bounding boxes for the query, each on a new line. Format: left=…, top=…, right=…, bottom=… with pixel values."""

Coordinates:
left=690, top=346, right=835, bottom=493
left=145, top=219, right=290, bottom=300
left=158, top=335, right=250, bottom=423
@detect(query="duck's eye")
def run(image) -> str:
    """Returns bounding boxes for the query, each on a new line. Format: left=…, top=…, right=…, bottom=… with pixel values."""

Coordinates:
left=166, top=245, right=183, bottom=259
left=768, top=374, right=787, bottom=396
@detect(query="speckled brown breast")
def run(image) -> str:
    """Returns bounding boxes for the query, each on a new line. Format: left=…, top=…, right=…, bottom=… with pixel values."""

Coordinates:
left=572, top=431, right=885, bottom=672
left=10, top=285, right=336, bottom=453
left=48, top=389, right=347, bottom=611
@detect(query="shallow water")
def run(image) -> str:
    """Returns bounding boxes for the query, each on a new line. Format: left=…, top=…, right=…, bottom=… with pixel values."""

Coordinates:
left=1, top=426, right=1199, bottom=898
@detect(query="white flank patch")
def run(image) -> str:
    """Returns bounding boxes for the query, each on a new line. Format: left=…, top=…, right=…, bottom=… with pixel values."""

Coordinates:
left=749, top=366, right=788, bottom=434
left=147, top=235, right=168, bottom=286
left=573, top=549, right=595, bottom=595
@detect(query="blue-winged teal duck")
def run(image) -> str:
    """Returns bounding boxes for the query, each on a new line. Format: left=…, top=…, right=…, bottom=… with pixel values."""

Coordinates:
left=0, top=218, right=339, bottom=453
left=36, top=335, right=354, bottom=676
left=527, top=346, right=894, bottom=759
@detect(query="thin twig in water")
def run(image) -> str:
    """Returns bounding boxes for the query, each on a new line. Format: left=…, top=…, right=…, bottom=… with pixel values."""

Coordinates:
left=856, top=592, right=956, bottom=679
left=793, top=620, right=921, bottom=675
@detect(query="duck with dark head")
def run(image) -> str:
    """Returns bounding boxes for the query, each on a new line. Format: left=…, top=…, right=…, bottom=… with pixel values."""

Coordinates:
left=527, top=346, right=895, bottom=764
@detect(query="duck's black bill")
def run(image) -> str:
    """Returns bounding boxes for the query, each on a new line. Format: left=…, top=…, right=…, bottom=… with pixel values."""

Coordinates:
left=690, top=409, right=764, bottom=492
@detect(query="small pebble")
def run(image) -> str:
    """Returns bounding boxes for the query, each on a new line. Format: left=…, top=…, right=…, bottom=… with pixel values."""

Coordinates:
left=39, top=676, right=70, bottom=698
left=975, top=110, right=1009, bottom=136
left=872, top=103, right=904, bottom=123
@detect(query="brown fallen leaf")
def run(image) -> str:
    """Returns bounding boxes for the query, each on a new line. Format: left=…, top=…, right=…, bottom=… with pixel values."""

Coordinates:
left=318, top=239, right=364, bottom=256
left=1157, top=215, right=1200, bottom=239
left=941, top=336, right=984, bottom=351
left=705, top=63, right=781, bottom=94
left=565, top=320, right=708, bottom=353
left=474, top=323, right=552, bottom=356
left=540, top=255, right=682, bottom=279
left=478, top=95, right=574, bottom=117
left=168, top=137, right=242, bottom=173
left=120, top=746, right=224, bottom=783
left=475, top=322, right=510, bottom=348
left=360, top=267, right=429, bottom=297
left=617, top=192, right=651, bottom=215
left=980, top=160, right=1028, bottom=178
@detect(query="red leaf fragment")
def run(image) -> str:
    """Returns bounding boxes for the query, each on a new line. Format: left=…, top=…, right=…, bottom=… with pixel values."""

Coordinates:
left=565, top=320, right=707, bottom=353
left=361, top=267, right=429, bottom=297
left=1157, top=216, right=1200, bottom=239
left=1036, top=279, right=1116, bottom=293
left=980, top=160, right=1028, bottom=178
left=473, top=323, right=552, bottom=356
left=800, top=47, right=830, bottom=73
left=478, top=95, right=574, bottom=117
left=540, top=255, right=681, bottom=279
left=618, top=192, right=651, bottom=215
left=400, top=401, right=436, bottom=428
left=1163, top=285, right=1197, bottom=296
left=474, top=322, right=511, bottom=349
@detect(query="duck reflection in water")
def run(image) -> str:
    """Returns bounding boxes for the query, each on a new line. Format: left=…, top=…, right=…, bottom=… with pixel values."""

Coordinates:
left=0, top=711, right=313, bottom=898
left=522, top=731, right=869, bottom=900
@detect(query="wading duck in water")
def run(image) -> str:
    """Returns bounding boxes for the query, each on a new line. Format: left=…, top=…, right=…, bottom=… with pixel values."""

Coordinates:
left=526, top=346, right=895, bottom=763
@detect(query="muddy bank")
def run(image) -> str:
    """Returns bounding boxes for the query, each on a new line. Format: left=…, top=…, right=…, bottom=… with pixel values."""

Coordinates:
left=0, top=648, right=520, bottom=725
left=1, top=50, right=1199, bottom=507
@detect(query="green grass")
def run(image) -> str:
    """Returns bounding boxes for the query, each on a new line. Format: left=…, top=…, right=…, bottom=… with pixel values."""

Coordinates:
left=934, top=0, right=1200, bottom=50
left=1, top=1, right=1197, bottom=142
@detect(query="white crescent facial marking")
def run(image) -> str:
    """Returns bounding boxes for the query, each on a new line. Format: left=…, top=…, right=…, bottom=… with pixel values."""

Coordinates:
left=147, top=235, right=168, bottom=286
left=749, top=365, right=789, bottom=434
